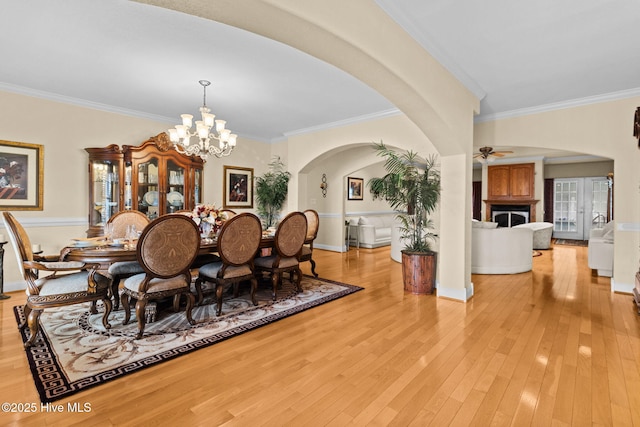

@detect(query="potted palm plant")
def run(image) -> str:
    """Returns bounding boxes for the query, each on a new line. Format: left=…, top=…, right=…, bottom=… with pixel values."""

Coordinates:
left=255, top=156, right=291, bottom=229
left=368, top=141, right=441, bottom=294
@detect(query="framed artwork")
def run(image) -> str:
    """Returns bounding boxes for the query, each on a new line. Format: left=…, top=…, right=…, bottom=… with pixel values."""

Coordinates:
left=0, top=140, right=44, bottom=211
left=223, top=166, right=253, bottom=208
left=347, top=177, right=364, bottom=200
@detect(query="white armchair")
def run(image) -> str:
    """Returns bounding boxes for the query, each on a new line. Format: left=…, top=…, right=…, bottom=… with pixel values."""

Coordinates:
left=588, top=221, right=614, bottom=277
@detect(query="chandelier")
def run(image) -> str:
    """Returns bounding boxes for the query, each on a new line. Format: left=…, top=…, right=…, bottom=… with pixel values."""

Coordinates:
left=168, top=80, right=237, bottom=161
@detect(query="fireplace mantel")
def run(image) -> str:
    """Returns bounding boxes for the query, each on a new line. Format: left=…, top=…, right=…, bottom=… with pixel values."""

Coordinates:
left=484, top=199, right=539, bottom=222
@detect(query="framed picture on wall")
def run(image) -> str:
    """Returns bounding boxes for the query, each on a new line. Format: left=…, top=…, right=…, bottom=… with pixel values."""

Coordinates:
left=347, top=177, right=364, bottom=200
left=0, top=140, right=44, bottom=211
left=223, top=166, right=253, bottom=208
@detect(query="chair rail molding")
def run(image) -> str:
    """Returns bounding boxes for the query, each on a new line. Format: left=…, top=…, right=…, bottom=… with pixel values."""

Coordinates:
left=0, top=217, right=86, bottom=228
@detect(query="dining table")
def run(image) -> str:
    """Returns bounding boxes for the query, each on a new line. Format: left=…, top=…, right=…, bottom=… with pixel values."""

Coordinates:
left=60, top=235, right=276, bottom=269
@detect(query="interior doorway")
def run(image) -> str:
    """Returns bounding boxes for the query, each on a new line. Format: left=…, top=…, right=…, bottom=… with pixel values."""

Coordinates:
left=552, top=177, right=608, bottom=240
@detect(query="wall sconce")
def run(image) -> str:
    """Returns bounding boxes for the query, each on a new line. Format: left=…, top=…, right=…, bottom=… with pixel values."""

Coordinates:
left=320, top=174, right=327, bottom=198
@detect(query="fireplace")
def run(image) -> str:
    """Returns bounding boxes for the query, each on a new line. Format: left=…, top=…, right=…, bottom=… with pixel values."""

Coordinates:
left=484, top=199, right=539, bottom=226
left=491, top=204, right=530, bottom=227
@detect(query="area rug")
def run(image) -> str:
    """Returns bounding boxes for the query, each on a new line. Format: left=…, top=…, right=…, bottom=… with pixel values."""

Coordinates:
left=14, top=276, right=362, bottom=403
left=553, top=238, right=588, bottom=247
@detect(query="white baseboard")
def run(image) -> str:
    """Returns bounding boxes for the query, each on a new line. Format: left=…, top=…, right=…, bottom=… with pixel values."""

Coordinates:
left=437, top=282, right=474, bottom=302
left=611, top=277, right=634, bottom=294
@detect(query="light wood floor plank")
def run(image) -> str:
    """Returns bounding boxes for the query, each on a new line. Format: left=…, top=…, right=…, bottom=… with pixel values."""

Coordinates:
left=0, top=244, right=638, bottom=425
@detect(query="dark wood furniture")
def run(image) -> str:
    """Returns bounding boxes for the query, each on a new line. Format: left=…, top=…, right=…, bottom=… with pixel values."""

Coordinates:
left=254, top=211, right=307, bottom=300
left=120, top=215, right=199, bottom=339
left=61, top=235, right=275, bottom=268
left=300, top=209, right=319, bottom=277
left=195, top=213, right=262, bottom=314
left=105, top=210, right=151, bottom=309
left=485, top=162, right=538, bottom=221
left=487, top=163, right=534, bottom=200
left=85, top=133, right=204, bottom=237
left=2, top=212, right=112, bottom=348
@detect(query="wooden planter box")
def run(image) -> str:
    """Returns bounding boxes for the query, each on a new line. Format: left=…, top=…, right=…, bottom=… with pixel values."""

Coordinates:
left=401, top=251, right=437, bottom=295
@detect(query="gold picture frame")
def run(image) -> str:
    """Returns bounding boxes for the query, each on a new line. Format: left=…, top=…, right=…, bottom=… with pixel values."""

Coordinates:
left=223, top=166, right=253, bottom=209
left=0, top=140, right=44, bottom=210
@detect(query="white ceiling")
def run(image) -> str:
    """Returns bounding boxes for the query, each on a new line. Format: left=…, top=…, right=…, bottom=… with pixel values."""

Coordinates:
left=1, top=0, right=638, bottom=160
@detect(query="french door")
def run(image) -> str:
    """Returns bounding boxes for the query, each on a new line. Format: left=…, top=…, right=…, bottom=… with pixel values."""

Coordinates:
left=553, top=177, right=608, bottom=240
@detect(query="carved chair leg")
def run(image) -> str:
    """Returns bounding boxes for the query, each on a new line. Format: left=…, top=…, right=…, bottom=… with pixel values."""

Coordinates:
left=101, top=297, right=113, bottom=330
left=184, top=292, right=195, bottom=325
left=90, top=300, right=98, bottom=315
left=19, top=304, right=30, bottom=329
left=250, top=277, right=258, bottom=306
left=295, top=267, right=303, bottom=293
left=310, top=258, right=318, bottom=277
left=172, top=295, right=180, bottom=312
left=111, top=278, right=121, bottom=310
left=194, top=277, right=205, bottom=306
left=271, top=273, right=278, bottom=301
left=121, top=293, right=131, bottom=325
left=134, top=299, right=147, bottom=340
left=215, top=284, right=224, bottom=316
left=25, top=308, right=42, bottom=348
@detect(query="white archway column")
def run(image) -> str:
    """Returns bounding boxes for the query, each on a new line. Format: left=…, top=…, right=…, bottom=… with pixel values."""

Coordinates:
left=438, top=153, right=474, bottom=300
left=137, top=0, right=479, bottom=301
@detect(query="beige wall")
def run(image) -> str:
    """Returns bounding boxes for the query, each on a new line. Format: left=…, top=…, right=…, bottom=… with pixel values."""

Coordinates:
left=0, top=90, right=270, bottom=292
left=544, top=160, right=614, bottom=179
left=475, top=96, right=640, bottom=293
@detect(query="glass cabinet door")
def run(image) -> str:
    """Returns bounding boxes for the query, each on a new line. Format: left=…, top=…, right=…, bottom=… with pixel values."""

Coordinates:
left=166, top=159, right=185, bottom=213
left=194, top=168, right=202, bottom=206
left=136, top=157, right=160, bottom=219
left=90, top=160, right=120, bottom=228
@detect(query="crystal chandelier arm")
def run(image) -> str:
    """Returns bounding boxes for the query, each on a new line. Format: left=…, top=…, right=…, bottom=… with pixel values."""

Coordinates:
left=168, top=80, right=236, bottom=161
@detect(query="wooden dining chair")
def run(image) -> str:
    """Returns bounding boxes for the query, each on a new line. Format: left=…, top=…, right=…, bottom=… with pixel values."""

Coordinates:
left=220, top=209, right=237, bottom=219
left=299, top=209, right=319, bottom=277
left=105, top=210, right=151, bottom=309
left=120, top=214, right=200, bottom=339
left=2, top=212, right=112, bottom=348
left=107, top=210, right=150, bottom=239
left=254, top=211, right=307, bottom=300
left=194, top=213, right=262, bottom=314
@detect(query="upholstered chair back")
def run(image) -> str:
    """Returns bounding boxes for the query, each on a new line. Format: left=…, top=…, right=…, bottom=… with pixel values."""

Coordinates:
left=107, top=210, right=150, bottom=239
left=217, top=213, right=261, bottom=266
left=303, top=209, right=319, bottom=242
left=274, top=212, right=308, bottom=258
left=137, top=215, right=200, bottom=278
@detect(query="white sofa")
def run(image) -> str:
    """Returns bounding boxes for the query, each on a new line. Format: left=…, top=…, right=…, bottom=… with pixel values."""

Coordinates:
left=472, top=225, right=533, bottom=274
left=588, top=221, right=614, bottom=277
left=350, top=215, right=394, bottom=249
left=513, top=222, right=554, bottom=249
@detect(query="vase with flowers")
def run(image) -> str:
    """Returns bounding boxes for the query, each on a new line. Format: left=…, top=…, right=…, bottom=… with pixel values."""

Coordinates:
left=191, top=203, right=228, bottom=238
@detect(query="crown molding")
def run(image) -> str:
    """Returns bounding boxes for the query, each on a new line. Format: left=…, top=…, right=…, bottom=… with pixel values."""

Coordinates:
left=0, top=82, right=175, bottom=124
left=475, top=87, right=640, bottom=123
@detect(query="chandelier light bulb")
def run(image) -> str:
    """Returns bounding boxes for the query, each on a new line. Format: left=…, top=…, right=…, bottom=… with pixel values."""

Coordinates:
left=168, top=80, right=237, bottom=161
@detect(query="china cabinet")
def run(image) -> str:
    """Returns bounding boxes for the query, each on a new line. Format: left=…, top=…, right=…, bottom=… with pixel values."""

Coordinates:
left=85, top=133, right=203, bottom=237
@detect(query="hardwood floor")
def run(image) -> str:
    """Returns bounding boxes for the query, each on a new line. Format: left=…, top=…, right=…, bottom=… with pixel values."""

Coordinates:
left=1, top=244, right=639, bottom=425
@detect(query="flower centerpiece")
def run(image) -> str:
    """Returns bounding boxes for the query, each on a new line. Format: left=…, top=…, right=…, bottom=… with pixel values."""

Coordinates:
left=191, top=203, right=228, bottom=237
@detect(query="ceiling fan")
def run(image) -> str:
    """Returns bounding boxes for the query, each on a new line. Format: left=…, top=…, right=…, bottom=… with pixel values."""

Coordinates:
left=473, top=146, right=514, bottom=160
